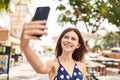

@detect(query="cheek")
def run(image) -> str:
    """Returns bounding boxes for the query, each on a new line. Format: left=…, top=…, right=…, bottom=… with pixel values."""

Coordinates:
left=75, top=42, right=80, bottom=48
left=61, top=38, right=66, bottom=41
left=61, top=38, right=66, bottom=44
left=61, top=39, right=64, bottom=46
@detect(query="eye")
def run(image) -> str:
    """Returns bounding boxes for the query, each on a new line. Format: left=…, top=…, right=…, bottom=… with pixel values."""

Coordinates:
left=63, top=35, right=69, bottom=39
left=71, top=37, right=76, bottom=41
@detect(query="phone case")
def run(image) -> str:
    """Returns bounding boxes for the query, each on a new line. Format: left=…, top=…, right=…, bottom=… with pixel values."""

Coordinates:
left=33, top=7, right=50, bottom=21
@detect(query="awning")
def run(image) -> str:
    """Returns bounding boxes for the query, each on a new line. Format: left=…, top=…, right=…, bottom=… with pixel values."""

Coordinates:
left=0, top=28, right=8, bottom=41
left=0, top=27, right=20, bottom=45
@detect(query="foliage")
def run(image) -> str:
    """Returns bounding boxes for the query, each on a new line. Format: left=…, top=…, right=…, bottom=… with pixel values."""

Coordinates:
left=0, top=0, right=10, bottom=12
left=102, top=31, right=120, bottom=48
left=96, top=0, right=120, bottom=31
left=90, top=31, right=120, bottom=51
left=56, top=0, right=120, bottom=32
left=105, top=0, right=120, bottom=30
left=91, top=45, right=102, bottom=52
left=47, top=47, right=53, bottom=51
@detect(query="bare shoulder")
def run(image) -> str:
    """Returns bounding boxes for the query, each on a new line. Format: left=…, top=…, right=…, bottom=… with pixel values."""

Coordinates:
left=47, top=58, right=59, bottom=79
left=51, top=58, right=59, bottom=68
left=77, top=61, right=86, bottom=68
left=76, top=61, right=86, bottom=74
left=46, top=58, right=59, bottom=69
left=48, top=59, right=59, bottom=76
left=76, top=61, right=86, bottom=79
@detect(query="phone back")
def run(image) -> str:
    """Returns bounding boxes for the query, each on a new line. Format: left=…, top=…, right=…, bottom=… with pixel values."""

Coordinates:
left=33, top=7, right=50, bottom=21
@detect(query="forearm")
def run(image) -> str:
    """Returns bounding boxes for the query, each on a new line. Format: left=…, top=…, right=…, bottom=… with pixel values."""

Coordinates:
left=22, top=45, right=44, bottom=73
left=20, top=20, right=49, bottom=73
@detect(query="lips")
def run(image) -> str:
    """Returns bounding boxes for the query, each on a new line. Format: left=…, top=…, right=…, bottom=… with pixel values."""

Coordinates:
left=63, top=42, right=73, bottom=48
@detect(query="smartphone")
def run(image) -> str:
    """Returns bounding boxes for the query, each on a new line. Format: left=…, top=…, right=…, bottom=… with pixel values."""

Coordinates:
left=32, top=6, right=50, bottom=37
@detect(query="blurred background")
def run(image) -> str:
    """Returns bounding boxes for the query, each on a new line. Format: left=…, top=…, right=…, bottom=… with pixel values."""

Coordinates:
left=0, top=0, right=120, bottom=80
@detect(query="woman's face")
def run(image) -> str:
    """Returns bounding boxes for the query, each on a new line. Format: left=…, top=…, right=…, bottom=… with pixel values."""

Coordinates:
left=61, top=31, right=80, bottom=53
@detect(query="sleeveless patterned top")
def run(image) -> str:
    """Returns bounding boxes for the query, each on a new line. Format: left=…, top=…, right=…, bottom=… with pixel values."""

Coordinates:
left=54, top=58, right=83, bottom=80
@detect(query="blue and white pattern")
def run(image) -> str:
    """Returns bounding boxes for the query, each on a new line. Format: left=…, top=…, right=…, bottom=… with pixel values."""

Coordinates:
left=54, top=59, right=83, bottom=80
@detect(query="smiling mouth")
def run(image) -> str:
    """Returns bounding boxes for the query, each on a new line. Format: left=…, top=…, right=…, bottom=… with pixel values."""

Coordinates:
left=64, top=43, right=72, bottom=47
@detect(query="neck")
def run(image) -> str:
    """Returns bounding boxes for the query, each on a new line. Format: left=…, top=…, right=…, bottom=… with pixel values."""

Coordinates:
left=59, top=52, right=74, bottom=63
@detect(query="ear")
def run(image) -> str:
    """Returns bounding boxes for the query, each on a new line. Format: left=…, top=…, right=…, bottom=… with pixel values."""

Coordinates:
left=76, top=43, right=80, bottom=49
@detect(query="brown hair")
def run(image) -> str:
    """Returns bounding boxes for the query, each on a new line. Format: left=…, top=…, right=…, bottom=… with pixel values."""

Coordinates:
left=55, top=27, right=88, bottom=61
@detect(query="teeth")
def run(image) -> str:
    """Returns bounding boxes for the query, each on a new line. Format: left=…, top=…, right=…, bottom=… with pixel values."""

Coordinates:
left=64, top=43, right=72, bottom=47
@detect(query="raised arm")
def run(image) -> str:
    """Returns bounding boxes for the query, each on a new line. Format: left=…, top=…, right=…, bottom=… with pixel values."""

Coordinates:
left=20, top=20, right=53, bottom=74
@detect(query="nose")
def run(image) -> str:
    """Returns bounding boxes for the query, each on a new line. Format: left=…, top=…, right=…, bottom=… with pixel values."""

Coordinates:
left=67, top=38, right=71, bottom=42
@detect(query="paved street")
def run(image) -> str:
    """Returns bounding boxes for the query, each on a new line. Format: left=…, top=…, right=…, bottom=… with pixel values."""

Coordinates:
left=0, top=63, right=49, bottom=80
left=0, top=54, right=54, bottom=80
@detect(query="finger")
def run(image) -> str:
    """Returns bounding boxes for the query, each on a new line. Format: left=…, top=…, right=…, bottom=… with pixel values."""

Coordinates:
left=23, top=34, right=41, bottom=40
left=30, top=20, right=46, bottom=25
left=23, top=23, right=48, bottom=30
left=23, top=29, right=48, bottom=36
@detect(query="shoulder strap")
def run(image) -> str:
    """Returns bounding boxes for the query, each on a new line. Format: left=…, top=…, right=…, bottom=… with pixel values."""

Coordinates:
left=74, top=60, right=77, bottom=65
left=57, top=58, right=60, bottom=65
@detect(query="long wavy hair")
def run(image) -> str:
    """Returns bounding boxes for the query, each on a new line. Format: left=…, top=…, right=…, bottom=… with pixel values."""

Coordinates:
left=55, top=27, right=88, bottom=61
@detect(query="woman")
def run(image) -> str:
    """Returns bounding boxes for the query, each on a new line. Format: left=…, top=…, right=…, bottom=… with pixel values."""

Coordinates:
left=20, top=20, right=88, bottom=80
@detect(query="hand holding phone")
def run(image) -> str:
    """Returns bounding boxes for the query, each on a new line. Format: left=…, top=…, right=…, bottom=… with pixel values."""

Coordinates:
left=32, top=6, right=50, bottom=37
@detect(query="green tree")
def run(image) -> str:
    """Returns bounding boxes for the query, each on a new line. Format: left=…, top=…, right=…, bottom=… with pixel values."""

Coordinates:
left=96, top=0, right=120, bottom=31
left=102, top=31, right=120, bottom=48
left=104, top=0, right=120, bottom=30
left=56, top=0, right=120, bottom=32
left=0, top=0, right=10, bottom=12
